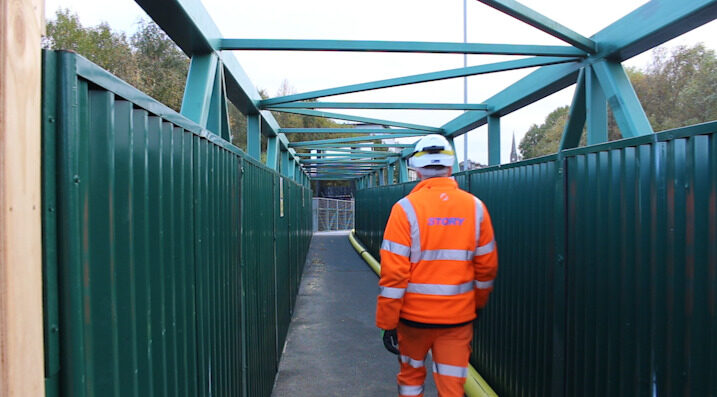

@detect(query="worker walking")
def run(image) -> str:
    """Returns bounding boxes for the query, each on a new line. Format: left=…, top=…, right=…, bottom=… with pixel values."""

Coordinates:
left=376, top=134, right=498, bottom=397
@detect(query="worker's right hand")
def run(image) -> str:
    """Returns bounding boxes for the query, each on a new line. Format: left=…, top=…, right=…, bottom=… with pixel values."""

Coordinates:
left=381, top=329, right=399, bottom=354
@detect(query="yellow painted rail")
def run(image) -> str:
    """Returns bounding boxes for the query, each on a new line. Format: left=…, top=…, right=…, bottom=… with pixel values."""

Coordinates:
left=348, top=230, right=498, bottom=397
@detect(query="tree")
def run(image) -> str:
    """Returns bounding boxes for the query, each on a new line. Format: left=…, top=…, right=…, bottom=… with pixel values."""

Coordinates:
left=132, top=20, right=189, bottom=112
left=44, top=9, right=138, bottom=85
left=519, top=44, right=717, bottom=159
left=518, top=106, right=569, bottom=160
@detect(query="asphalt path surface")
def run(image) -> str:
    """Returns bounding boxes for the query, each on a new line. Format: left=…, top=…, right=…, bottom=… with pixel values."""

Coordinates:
left=271, top=231, right=438, bottom=396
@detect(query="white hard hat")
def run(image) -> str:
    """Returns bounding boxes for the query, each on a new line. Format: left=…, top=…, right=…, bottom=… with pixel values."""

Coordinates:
left=408, top=134, right=454, bottom=168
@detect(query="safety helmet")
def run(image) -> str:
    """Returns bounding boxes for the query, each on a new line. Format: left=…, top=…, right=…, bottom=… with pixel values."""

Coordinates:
left=408, top=134, right=455, bottom=168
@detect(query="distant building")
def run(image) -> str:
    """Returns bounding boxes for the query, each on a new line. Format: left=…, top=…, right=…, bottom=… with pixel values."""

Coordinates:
left=510, top=133, right=520, bottom=163
left=459, top=159, right=486, bottom=170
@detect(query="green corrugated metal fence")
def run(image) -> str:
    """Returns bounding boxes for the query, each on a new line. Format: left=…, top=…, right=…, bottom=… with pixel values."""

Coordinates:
left=355, top=123, right=717, bottom=396
left=41, top=50, right=312, bottom=397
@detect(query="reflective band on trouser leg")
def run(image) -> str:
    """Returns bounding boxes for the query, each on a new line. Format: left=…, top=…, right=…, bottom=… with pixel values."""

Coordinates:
left=474, top=239, right=495, bottom=256
left=406, top=281, right=474, bottom=296
left=420, top=249, right=473, bottom=261
left=382, top=239, right=411, bottom=257
left=400, top=355, right=425, bottom=368
left=398, top=198, right=421, bottom=263
left=474, top=280, right=494, bottom=289
left=432, top=362, right=468, bottom=378
left=398, top=384, right=424, bottom=396
left=380, top=286, right=406, bottom=299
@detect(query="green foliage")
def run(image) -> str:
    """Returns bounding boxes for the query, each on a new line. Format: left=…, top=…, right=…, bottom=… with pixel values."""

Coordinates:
left=131, top=20, right=189, bottom=112
left=44, top=9, right=139, bottom=84
left=519, top=44, right=717, bottom=159
left=632, top=44, right=717, bottom=131
left=518, top=106, right=569, bottom=160
left=44, top=9, right=188, bottom=112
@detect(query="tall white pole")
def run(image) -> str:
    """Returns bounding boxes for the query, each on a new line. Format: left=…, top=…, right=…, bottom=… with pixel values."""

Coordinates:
left=462, top=0, right=468, bottom=170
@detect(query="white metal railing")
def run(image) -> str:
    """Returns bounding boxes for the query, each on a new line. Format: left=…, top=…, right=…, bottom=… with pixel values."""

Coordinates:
left=313, top=198, right=354, bottom=231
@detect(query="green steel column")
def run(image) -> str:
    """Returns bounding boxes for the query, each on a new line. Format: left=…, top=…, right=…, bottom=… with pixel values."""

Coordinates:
left=378, top=168, right=385, bottom=186
left=488, top=115, right=501, bottom=166
left=247, top=114, right=261, bottom=160
left=398, top=158, right=408, bottom=182
left=280, top=149, right=290, bottom=177
left=586, top=65, right=607, bottom=145
left=591, top=60, right=653, bottom=137
left=288, top=160, right=296, bottom=179
left=266, top=136, right=279, bottom=170
left=180, top=53, right=218, bottom=127
left=387, top=162, right=394, bottom=185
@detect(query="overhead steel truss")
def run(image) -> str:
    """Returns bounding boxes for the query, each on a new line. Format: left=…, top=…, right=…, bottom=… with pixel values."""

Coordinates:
left=134, top=0, right=717, bottom=185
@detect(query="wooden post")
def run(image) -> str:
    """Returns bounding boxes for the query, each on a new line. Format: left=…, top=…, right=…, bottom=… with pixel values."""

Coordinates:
left=0, top=0, right=45, bottom=395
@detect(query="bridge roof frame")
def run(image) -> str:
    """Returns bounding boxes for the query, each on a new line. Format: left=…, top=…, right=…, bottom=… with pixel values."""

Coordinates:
left=134, top=0, right=717, bottom=181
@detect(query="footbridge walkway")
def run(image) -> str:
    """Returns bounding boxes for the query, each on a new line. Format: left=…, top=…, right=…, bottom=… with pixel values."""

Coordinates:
left=1, top=0, right=716, bottom=396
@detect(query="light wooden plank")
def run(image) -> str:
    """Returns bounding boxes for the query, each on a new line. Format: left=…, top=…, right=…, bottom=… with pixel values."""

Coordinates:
left=0, top=0, right=45, bottom=395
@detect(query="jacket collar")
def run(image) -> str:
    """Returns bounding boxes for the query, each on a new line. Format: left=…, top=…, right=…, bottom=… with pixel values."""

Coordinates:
left=410, top=177, right=457, bottom=193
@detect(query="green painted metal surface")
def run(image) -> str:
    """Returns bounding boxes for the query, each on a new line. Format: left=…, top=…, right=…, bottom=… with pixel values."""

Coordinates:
left=41, top=50, right=312, bottom=397
left=355, top=123, right=716, bottom=396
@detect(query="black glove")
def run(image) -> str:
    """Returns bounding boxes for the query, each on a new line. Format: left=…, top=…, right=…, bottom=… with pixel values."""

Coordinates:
left=381, top=329, right=399, bottom=355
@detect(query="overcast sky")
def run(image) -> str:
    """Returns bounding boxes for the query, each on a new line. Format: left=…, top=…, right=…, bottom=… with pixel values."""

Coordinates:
left=44, top=0, right=717, bottom=164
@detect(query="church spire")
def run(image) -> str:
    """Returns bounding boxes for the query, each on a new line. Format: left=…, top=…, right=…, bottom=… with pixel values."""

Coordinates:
left=510, top=132, right=518, bottom=163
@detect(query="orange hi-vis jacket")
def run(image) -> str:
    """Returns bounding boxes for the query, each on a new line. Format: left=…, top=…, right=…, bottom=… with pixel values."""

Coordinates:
left=376, top=177, right=498, bottom=330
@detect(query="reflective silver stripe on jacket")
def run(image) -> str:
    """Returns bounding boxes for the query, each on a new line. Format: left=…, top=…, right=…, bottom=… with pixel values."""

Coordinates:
left=432, top=362, right=468, bottom=378
left=381, top=240, right=411, bottom=258
left=380, top=286, right=406, bottom=299
left=421, top=249, right=473, bottom=261
left=400, top=355, right=425, bottom=368
left=474, top=280, right=494, bottom=289
left=474, top=239, right=495, bottom=256
left=398, top=384, right=424, bottom=396
left=398, top=198, right=421, bottom=263
left=406, top=281, right=474, bottom=296
left=474, top=197, right=484, bottom=245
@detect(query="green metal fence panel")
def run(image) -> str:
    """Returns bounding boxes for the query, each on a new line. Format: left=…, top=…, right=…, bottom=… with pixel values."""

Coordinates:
left=41, top=50, right=312, bottom=397
left=355, top=124, right=716, bottom=396
left=563, top=131, right=717, bottom=396
left=468, top=158, right=560, bottom=397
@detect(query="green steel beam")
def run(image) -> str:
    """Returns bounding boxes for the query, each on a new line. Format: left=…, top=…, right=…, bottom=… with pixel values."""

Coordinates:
left=266, top=136, right=279, bottom=169
left=280, top=149, right=290, bottom=177
left=266, top=102, right=491, bottom=110
left=290, top=134, right=423, bottom=146
left=279, top=128, right=426, bottom=134
left=591, top=60, right=653, bottom=138
left=488, top=115, right=501, bottom=165
left=476, top=0, right=597, bottom=53
left=300, top=159, right=389, bottom=164
left=270, top=108, right=441, bottom=132
left=206, top=60, right=232, bottom=140
left=134, top=0, right=289, bottom=153
left=293, top=150, right=398, bottom=156
left=180, top=53, right=218, bottom=127
left=291, top=143, right=413, bottom=149
left=443, top=0, right=717, bottom=138
left=259, top=56, right=579, bottom=106
left=398, top=159, right=409, bottom=182
left=559, top=69, right=586, bottom=151
left=585, top=65, right=607, bottom=144
left=247, top=114, right=261, bottom=159
left=219, top=38, right=587, bottom=57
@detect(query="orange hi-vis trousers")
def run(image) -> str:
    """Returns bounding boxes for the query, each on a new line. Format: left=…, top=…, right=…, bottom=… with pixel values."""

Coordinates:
left=396, top=322, right=473, bottom=397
